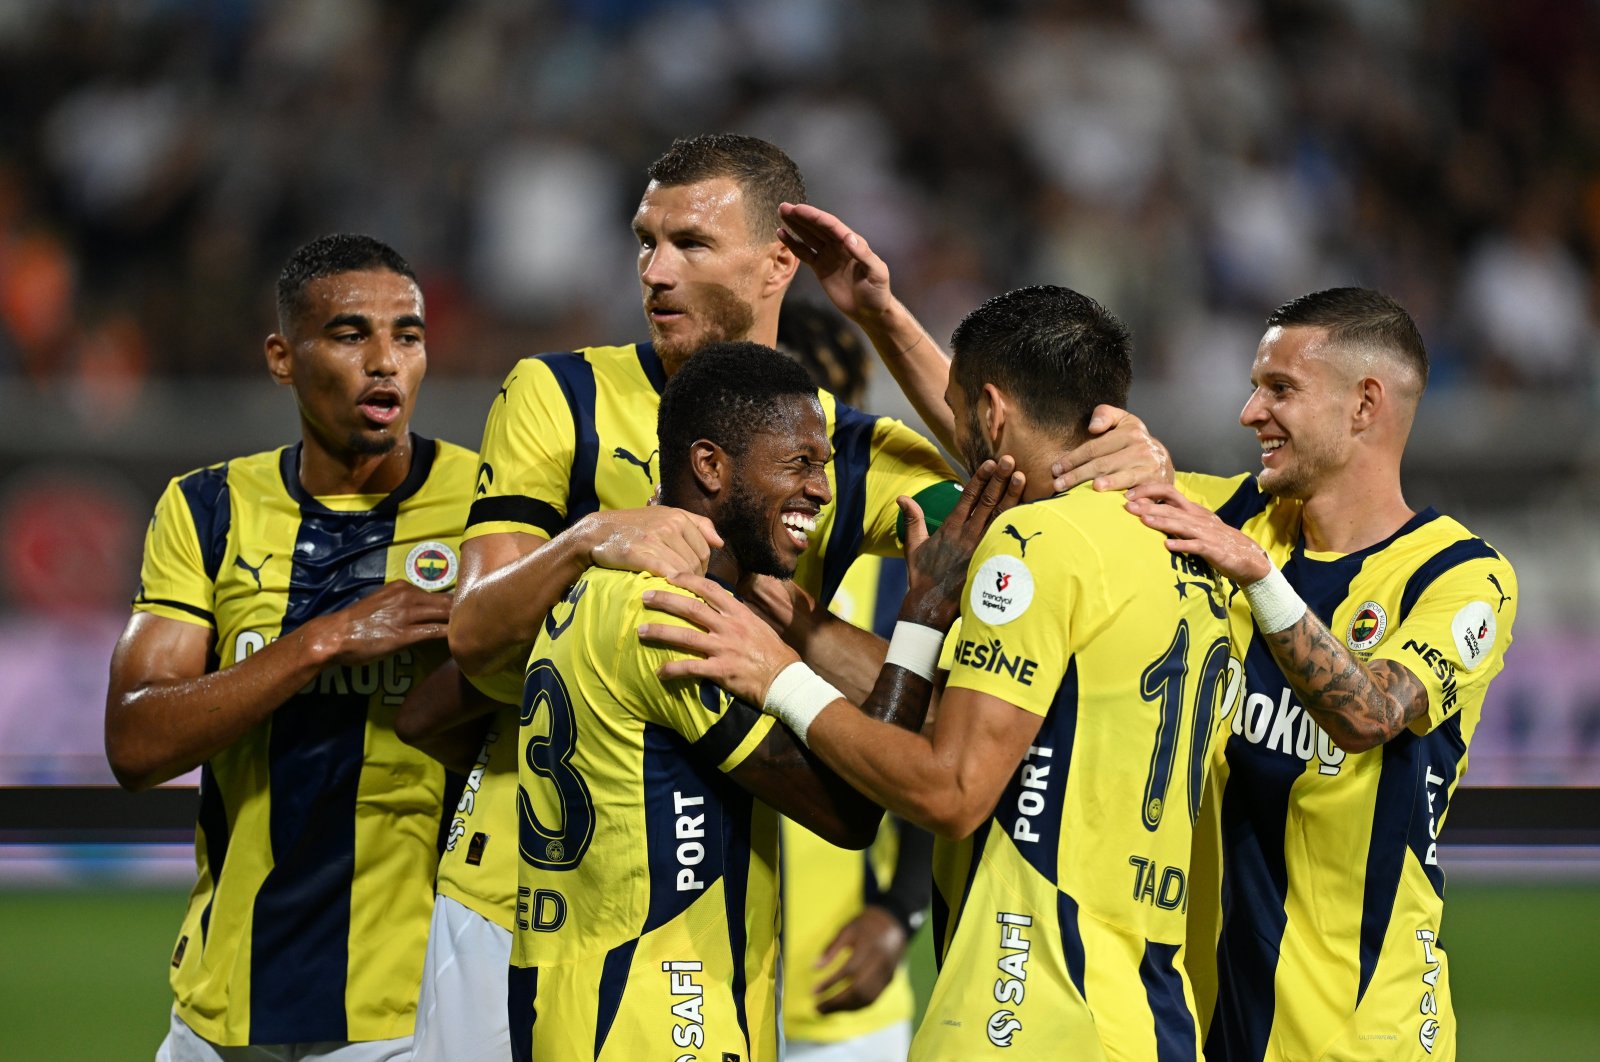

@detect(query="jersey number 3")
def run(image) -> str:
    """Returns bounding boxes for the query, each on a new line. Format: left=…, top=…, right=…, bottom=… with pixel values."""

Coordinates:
left=517, top=659, right=596, bottom=870
left=1140, top=621, right=1230, bottom=831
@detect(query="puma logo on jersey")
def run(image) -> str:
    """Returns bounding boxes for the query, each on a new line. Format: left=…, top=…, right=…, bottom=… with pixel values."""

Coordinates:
left=613, top=446, right=658, bottom=484
left=496, top=373, right=517, bottom=403
left=233, top=553, right=271, bottom=589
left=1487, top=573, right=1511, bottom=612
left=1001, top=524, right=1042, bottom=557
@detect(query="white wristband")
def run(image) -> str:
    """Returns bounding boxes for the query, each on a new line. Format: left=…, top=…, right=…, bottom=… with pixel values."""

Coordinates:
left=884, top=621, right=944, bottom=682
left=762, top=662, right=844, bottom=746
left=1241, top=563, right=1308, bottom=634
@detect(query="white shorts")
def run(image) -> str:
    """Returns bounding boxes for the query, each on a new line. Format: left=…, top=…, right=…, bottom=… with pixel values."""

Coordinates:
left=155, top=1011, right=411, bottom=1061
left=411, top=893, right=512, bottom=1062
left=786, top=1021, right=912, bottom=1062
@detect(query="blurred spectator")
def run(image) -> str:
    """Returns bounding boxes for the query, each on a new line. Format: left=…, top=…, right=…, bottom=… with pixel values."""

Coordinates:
left=0, top=0, right=1592, bottom=387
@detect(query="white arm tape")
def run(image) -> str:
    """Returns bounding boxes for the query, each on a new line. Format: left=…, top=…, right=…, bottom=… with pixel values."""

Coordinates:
left=884, top=621, right=944, bottom=682
left=1241, top=563, right=1308, bottom=635
left=762, top=661, right=844, bottom=747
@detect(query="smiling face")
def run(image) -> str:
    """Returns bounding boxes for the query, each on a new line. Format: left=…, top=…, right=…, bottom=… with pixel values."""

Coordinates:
left=633, top=176, right=776, bottom=372
left=1240, top=324, right=1358, bottom=498
left=717, top=394, right=832, bottom=579
left=267, top=268, right=426, bottom=469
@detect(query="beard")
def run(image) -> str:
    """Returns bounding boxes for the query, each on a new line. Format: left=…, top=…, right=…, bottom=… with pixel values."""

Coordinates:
left=958, top=402, right=995, bottom=476
left=649, top=283, right=757, bottom=370
left=719, top=476, right=794, bottom=580
left=345, top=428, right=400, bottom=456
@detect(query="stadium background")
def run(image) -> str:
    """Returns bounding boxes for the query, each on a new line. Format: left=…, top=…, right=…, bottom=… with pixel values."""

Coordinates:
left=0, top=1, right=1595, bottom=1057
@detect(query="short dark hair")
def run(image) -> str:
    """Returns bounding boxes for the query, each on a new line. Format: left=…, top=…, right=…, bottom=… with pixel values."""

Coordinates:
left=645, top=134, right=806, bottom=239
left=776, top=302, right=869, bottom=407
left=950, top=285, right=1132, bottom=435
left=1266, top=287, right=1429, bottom=390
left=658, top=341, right=819, bottom=496
left=276, top=234, right=416, bottom=329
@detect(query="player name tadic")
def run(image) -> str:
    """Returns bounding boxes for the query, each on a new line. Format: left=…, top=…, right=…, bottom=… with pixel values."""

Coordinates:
left=971, top=555, right=1035, bottom=626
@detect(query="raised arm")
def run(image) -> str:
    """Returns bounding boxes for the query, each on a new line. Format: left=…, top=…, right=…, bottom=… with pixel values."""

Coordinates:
left=451, top=508, right=722, bottom=679
left=1125, top=483, right=1427, bottom=752
left=106, top=581, right=451, bottom=791
left=779, top=202, right=958, bottom=455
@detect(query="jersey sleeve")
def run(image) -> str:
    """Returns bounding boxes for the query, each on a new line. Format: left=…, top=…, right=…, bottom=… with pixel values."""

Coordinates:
left=463, top=358, right=576, bottom=543
left=618, top=582, right=778, bottom=772
left=132, top=475, right=218, bottom=630
left=944, top=509, right=1075, bottom=717
left=860, top=415, right=957, bottom=554
left=1368, top=550, right=1518, bottom=734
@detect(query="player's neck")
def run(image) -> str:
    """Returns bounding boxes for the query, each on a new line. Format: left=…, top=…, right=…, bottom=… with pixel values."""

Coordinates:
left=1300, top=468, right=1413, bottom=555
left=297, top=431, right=415, bottom=496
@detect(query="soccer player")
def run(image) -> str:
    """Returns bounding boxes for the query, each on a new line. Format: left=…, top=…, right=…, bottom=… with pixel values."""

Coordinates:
left=1124, top=288, right=1518, bottom=1060
left=105, top=234, right=475, bottom=1058
left=644, top=285, right=1235, bottom=1060
left=406, top=133, right=967, bottom=1059
left=509, top=341, right=1019, bottom=1062
left=776, top=302, right=931, bottom=1062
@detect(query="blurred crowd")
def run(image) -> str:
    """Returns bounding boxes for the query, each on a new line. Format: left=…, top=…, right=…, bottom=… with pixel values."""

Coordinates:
left=1, top=0, right=1597, bottom=398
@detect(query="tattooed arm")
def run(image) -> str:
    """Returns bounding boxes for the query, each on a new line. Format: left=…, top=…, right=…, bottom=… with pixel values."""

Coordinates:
left=1126, top=484, right=1428, bottom=753
left=1257, top=612, right=1430, bottom=752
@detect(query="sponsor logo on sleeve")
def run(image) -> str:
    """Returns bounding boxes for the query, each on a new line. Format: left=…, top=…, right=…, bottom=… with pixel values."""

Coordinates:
left=970, top=555, right=1034, bottom=626
left=1451, top=600, right=1495, bottom=670
left=405, top=540, right=458, bottom=591
left=1346, top=600, right=1388, bottom=651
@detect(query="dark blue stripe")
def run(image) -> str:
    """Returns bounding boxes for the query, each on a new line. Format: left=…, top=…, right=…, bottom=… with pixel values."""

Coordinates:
left=642, top=723, right=729, bottom=933
left=929, top=885, right=951, bottom=972
left=1058, top=890, right=1086, bottom=1000
left=537, top=353, right=602, bottom=528
left=635, top=342, right=667, bottom=394
left=508, top=964, right=537, bottom=1062
left=1141, top=940, right=1196, bottom=1062
left=993, top=656, right=1077, bottom=882
left=195, top=763, right=228, bottom=944
left=1357, top=732, right=1420, bottom=1004
left=176, top=462, right=232, bottom=582
left=594, top=938, right=639, bottom=1058
left=249, top=502, right=398, bottom=1041
left=869, top=556, right=909, bottom=640
left=1412, top=715, right=1465, bottom=901
left=819, top=401, right=877, bottom=607
left=1211, top=476, right=1271, bottom=532
left=1397, top=533, right=1498, bottom=623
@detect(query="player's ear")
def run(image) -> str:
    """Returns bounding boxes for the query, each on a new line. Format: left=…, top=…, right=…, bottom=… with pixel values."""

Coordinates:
left=761, top=235, right=800, bottom=297
left=1352, top=376, right=1383, bottom=433
left=265, top=334, right=294, bottom=387
left=981, top=382, right=1008, bottom=445
left=688, top=440, right=728, bottom=497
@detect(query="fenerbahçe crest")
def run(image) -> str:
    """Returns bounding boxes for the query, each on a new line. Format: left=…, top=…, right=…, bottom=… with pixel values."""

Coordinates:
left=404, top=540, right=458, bottom=591
left=1346, top=600, right=1388, bottom=651
left=971, top=554, right=1034, bottom=626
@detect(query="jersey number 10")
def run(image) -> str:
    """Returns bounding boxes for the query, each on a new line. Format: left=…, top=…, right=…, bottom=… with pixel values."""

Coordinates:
left=1140, top=622, right=1231, bottom=831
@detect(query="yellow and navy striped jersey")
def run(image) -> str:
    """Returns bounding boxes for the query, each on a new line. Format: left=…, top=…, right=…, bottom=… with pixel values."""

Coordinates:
left=781, top=555, right=917, bottom=1044
left=913, top=485, right=1233, bottom=1062
left=132, top=436, right=475, bottom=1045
left=1178, top=473, right=1518, bottom=1062
left=508, top=568, right=782, bottom=1062
left=438, top=342, right=955, bottom=930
